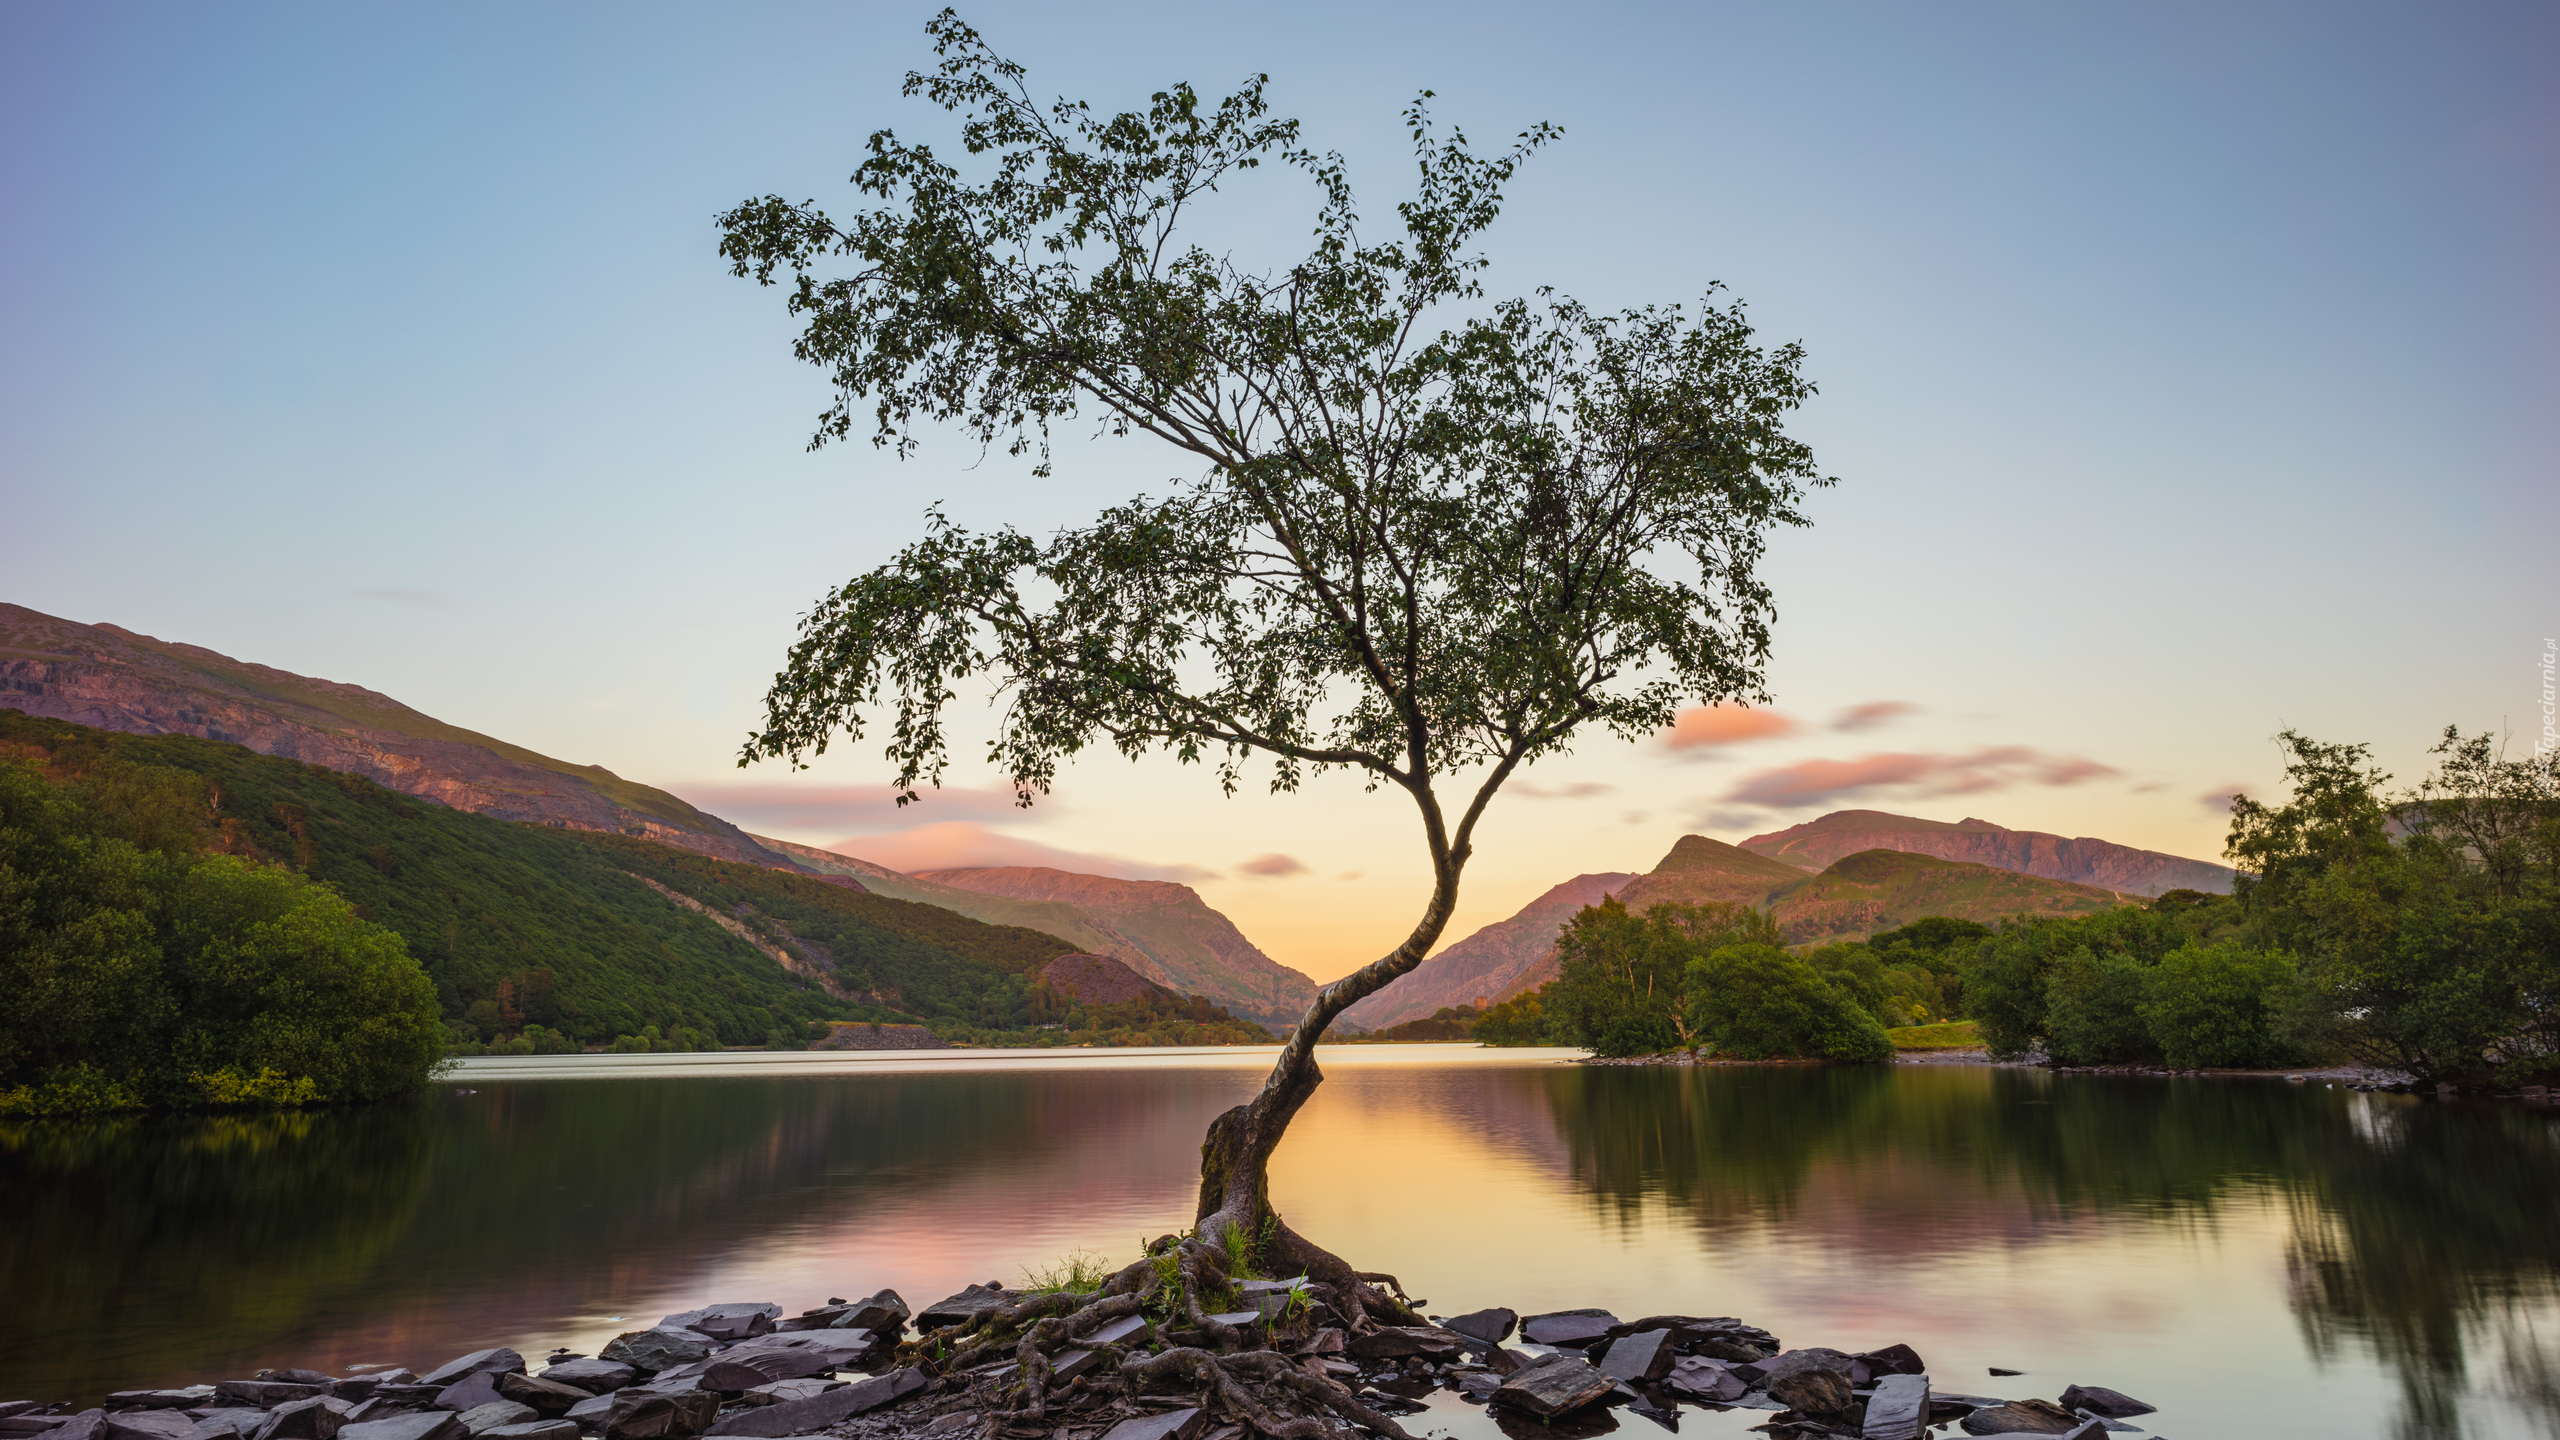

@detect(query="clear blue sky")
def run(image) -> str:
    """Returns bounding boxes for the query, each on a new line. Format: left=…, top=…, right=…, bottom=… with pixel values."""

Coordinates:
left=6, top=1, right=2553, bottom=976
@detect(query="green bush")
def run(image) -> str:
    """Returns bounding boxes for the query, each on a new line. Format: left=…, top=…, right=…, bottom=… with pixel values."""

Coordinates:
left=1686, top=944, right=1893, bottom=1062
left=2141, top=942, right=2306, bottom=1069
left=2043, top=947, right=2161, bottom=1066
left=0, top=759, right=444, bottom=1114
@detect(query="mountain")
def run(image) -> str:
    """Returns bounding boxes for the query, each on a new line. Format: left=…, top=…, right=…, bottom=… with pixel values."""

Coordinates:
left=1340, top=871, right=1637, bottom=1031
left=912, top=866, right=1319, bottom=1029
left=1610, top=835, right=1817, bottom=907
left=756, top=835, right=1135, bottom=958
left=1763, top=848, right=2131, bottom=945
left=1739, top=809, right=2232, bottom=897
left=0, top=710, right=1098, bottom=1046
left=0, top=603, right=782, bottom=867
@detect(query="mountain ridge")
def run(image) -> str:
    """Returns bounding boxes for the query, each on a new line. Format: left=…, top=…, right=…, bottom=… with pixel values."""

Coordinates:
left=1739, top=808, right=2231, bottom=897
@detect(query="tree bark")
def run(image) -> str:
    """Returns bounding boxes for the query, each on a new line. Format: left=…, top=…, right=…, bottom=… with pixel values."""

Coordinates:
left=1191, top=859, right=1464, bottom=1324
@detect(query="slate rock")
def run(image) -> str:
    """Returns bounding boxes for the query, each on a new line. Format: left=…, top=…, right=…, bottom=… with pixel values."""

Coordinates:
left=915, top=1286, right=1014, bottom=1331
left=700, top=1369, right=922, bottom=1438
left=180, top=1414, right=266, bottom=1433
left=1597, top=1331, right=1674, bottom=1385
left=1300, top=1329, right=1344, bottom=1356
left=2054, top=1387, right=2153, bottom=1419
left=2056, top=1423, right=2108, bottom=1440
left=560, top=1394, right=615, bottom=1432
left=479, top=1426, right=577, bottom=1440
left=456, top=1406, right=535, bottom=1439
left=251, top=1401, right=343, bottom=1440
left=1756, top=1349, right=1857, bottom=1387
left=599, top=1332, right=711, bottom=1376
left=696, top=1348, right=834, bottom=1394
left=419, top=1354, right=526, bottom=1391
left=0, top=1411, right=41, bottom=1423
left=1690, top=1336, right=1772, bottom=1364
left=836, top=1291, right=909, bottom=1335
left=1519, top=1311, right=1620, bottom=1348
left=489, top=1381, right=584, bottom=1423
left=173, top=1422, right=247, bottom=1440
left=1663, top=1357, right=1745, bottom=1403
left=1048, top=1351, right=1100, bottom=1385
left=1086, top=1315, right=1149, bottom=1348
left=53, top=1418, right=105, bottom=1440
left=532, top=1364, right=629, bottom=1400
left=105, top=1413, right=196, bottom=1440
left=599, top=1391, right=714, bottom=1440
left=338, top=1415, right=466, bottom=1440
left=1960, top=1400, right=2083, bottom=1435
left=1440, top=1309, right=1518, bottom=1345
left=430, top=1380, right=500, bottom=1418
left=734, top=1381, right=840, bottom=1410
left=217, top=1385, right=325, bottom=1411
left=264, top=1380, right=332, bottom=1394
left=110, top=1393, right=216, bottom=1414
left=359, top=1391, right=437, bottom=1412
left=1859, top=1374, right=1930, bottom=1440
left=1492, top=1355, right=1616, bottom=1418
left=660, top=1307, right=779, bottom=1344
left=1770, top=1370, right=1854, bottom=1420
left=1096, top=1409, right=1204, bottom=1440
left=1348, top=1328, right=1460, bottom=1360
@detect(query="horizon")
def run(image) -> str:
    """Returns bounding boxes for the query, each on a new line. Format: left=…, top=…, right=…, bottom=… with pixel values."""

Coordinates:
left=6, top=1, right=2552, bottom=980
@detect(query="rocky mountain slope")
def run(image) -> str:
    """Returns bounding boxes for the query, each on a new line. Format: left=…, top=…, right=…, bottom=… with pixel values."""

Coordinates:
left=913, top=866, right=1318, bottom=1029
left=1763, top=848, right=2130, bottom=945
left=753, top=836, right=1133, bottom=957
left=0, top=603, right=780, bottom=866
left=1340, top=871, right=1636, bottom=1031
left=1740, top=809, right=2232, bottom=896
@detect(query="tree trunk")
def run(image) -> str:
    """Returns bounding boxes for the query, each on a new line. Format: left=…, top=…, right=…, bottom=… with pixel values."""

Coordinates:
left=1191, top=864, right=1463, bottom=1325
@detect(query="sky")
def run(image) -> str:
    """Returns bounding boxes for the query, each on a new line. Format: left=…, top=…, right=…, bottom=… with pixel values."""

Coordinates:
left=5, top=1, right=2554, bottom=981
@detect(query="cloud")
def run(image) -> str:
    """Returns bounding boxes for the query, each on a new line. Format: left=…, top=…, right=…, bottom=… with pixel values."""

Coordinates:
left=2199, top=784, right=2253, bottom=815
left=351, top=587, right=449, bottom=607
left=1662, top=703, right=1800, bottom=750
left=675, top=781, right=1036, bottom=835
left=1832, top=700, right=1919, bottom=733
left=818, top=821, right=1216, bottom=884
left=1336, top=870, right=1364, bottom=881
left=1238, top=853, right=1309, bottom=878
left=1723, top=747, right=2123, bottom=810
left=1510, top=780, right=1614, bottom=799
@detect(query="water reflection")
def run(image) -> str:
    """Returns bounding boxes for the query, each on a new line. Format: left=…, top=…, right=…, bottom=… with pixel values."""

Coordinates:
left=3, top=1051, right=2555, bottom=1439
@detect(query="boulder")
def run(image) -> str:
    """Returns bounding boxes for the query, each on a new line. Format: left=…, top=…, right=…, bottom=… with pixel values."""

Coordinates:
left=1960, top=1400, right=2083, bottom=1435
left=733, top=1381, right=840, bottom=1409
left=1855, top=1344, right=1927, bottom=1379
left=1690, top=1336, right=1772, bottom=1364
left=455, top=1406, right=535, bottom=1438
left=599, top=1392, right=715, bottom=1440
left=1663, top=1358, right=1745, bottom=1403
left=1440, top=1309, right=1518, bottom=1346
left=109, top=1393, right=216, bottom=1413
left=1597, top=1331, right=1674, bottom=1385
left=660, top=1307, right=779, bottom=1344
left=2054, top=1386, right=2154, bottom=1419
left=1519, top=1311, right=1619, bottom=1348
left=1754, top=1349, right=1857, bottom=1388
left=419, top=1354, right=526, bottom=1391
left=1862, top=1375, right=1930, bottom=1440
left=599, top=1332, right=711, bottom=1376
left=1096, top=1410, right=1204, bottom=1440
left=478, top=1426, right=577, bottom=1440
left=561, top=1394, right=615, bottom=1431
left=491, top=1380, right=588, bottom=1421
left=1492, top=1355, right=1616, bottom=1418
left=250, top=1401, right=342, bottom=1440
left=429, top=1380, right=501, bottom=1417
left=700, top=1369, right=922, bottom=1438
left=1347, top=1328, right=1460, bottom=1360
left=533, top=1363, right=630, bottom=1399
left=358, top=1390, right=437, bottom=1411
left=104, top=1414, right=196, bottom=1440
left=1770, top=1370, right=1853, bottom=1420
left=837, top=1291, right=909, bottom=1334
left=216, top=1385, right=326, bottom=1410
left=915, top=1286, right=1015, bottom=1331
left=337, top=1415, right=465, bottom=1440
left=696, top=1349, right=833, bottom=1394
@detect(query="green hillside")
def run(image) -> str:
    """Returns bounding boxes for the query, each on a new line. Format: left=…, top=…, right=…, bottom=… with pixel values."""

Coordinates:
left=1767, top=848, right=2130, bottom=944
left=0, top=711, right=1111, bottom=1047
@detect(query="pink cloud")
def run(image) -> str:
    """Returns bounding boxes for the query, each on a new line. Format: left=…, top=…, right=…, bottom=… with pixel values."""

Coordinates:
left=1238, top=853, right=1309, bottom=878
left=674, top=781, right=1033, bottom=834
left=1510, top=780, right=1614, bottom=799
left=1662, top=703, right=1800, bottom=750
left=1724, top=748, right=2122, bottom=809
left=1833, top=700, right=1920, bottom=733
left=2199, top=784, right=2253, bottom=815
left=819, top=822, right=1216, bottom=884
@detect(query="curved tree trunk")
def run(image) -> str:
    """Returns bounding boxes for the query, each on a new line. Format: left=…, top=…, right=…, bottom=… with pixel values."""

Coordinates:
left=1192, top=860, right=1466, bottom=1325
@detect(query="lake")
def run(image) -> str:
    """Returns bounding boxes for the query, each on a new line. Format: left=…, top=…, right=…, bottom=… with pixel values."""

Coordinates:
left=4, top=1046, right=2556, bottom=1438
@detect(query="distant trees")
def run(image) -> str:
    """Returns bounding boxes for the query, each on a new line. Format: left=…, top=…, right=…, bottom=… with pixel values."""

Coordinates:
left=0, top=757, right=445, bottom=1115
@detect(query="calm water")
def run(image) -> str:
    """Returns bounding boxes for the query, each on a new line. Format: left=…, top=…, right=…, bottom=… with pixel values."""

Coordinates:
left=5, top=1047, right=2557, bottom=1440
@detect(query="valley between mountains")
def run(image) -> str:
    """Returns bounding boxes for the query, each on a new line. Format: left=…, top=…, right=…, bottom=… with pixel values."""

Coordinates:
left=2, top=601, right=2233, bottom=1042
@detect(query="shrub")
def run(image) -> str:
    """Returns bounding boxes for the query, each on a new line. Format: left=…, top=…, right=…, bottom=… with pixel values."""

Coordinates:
left=1686, top=945, right=1893, bottom=1062
left=2141, top=942, right=2307, bottom=1069
left=2043, top=947, right=2160, bottom=1066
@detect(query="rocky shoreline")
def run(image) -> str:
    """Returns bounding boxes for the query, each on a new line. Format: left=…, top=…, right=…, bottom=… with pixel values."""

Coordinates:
left=1580, top=1047, right=2560, bottom=1101
left=4, top=1283, right=2178, bottom=1440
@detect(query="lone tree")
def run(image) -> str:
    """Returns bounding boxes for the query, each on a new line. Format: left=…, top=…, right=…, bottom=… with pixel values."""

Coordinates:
left=718, top=7, right=1826, bottom=1377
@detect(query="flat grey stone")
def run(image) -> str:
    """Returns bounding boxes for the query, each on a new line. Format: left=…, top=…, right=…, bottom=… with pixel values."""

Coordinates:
left=1961, top=1399, right=2084, bottom=1435
left=915, top=1286, right=1015, bottom=1331
left=735, top=1381, right=840, bottom=1409
left=2057, top=1387, right=2155, bottom=1419
left=479, top=1426, right=577, bottom=1440
left=250, top=1400, right=342, bottom=1440
left=455, top=1405, right=534, bottom=1437
left=1598, top=1330, right=1674, bottom=1384
left=599, top=1332, right=711, bottom=1376
left=109, top=1394, right=216, bottom=1414
left=2057, top=1423, right=2108, bottom=1440
left=1347, top=1327, right=1457, bottom=1360
left=105, top=1413, right=196, bottom=1440
left=535, top=1364, right=630, bottom=1399
left=491, top=1379, right=587, bottom=1421
left=836, top=1291, right=909, bottom=1334
left=1663, top=1357, right=1745, bottom=1403
left=697, top=1349, right=833, bottom=1394
left=1519, top=1311, right=1619, bottom=1348
left=428, top=1382, right=499, bottom=1419
left=1085, top=1315, right=1148, bottom=1347
left=562, top=1394, right=615, bottom=1431
left=600, top=1392, right=714, bottom=1440
left=419, top=1354, right=525, bottom=1391
left=52, top=1415, right=105, bottom=1440
left=218, top=1384, right=327, bottom=1410
left=1439, top=1309, right=1517, bottom=1345
left=1863, top=1375, right=1930, bottom=1440
left=1096, top=1409, right=1203, bottom=1440
left=700, top=1369, right=921, bottom=1438
left=1492, top=1354, right=1615, bottom=1418
left=338, top=1416, right=465, bottom=1440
